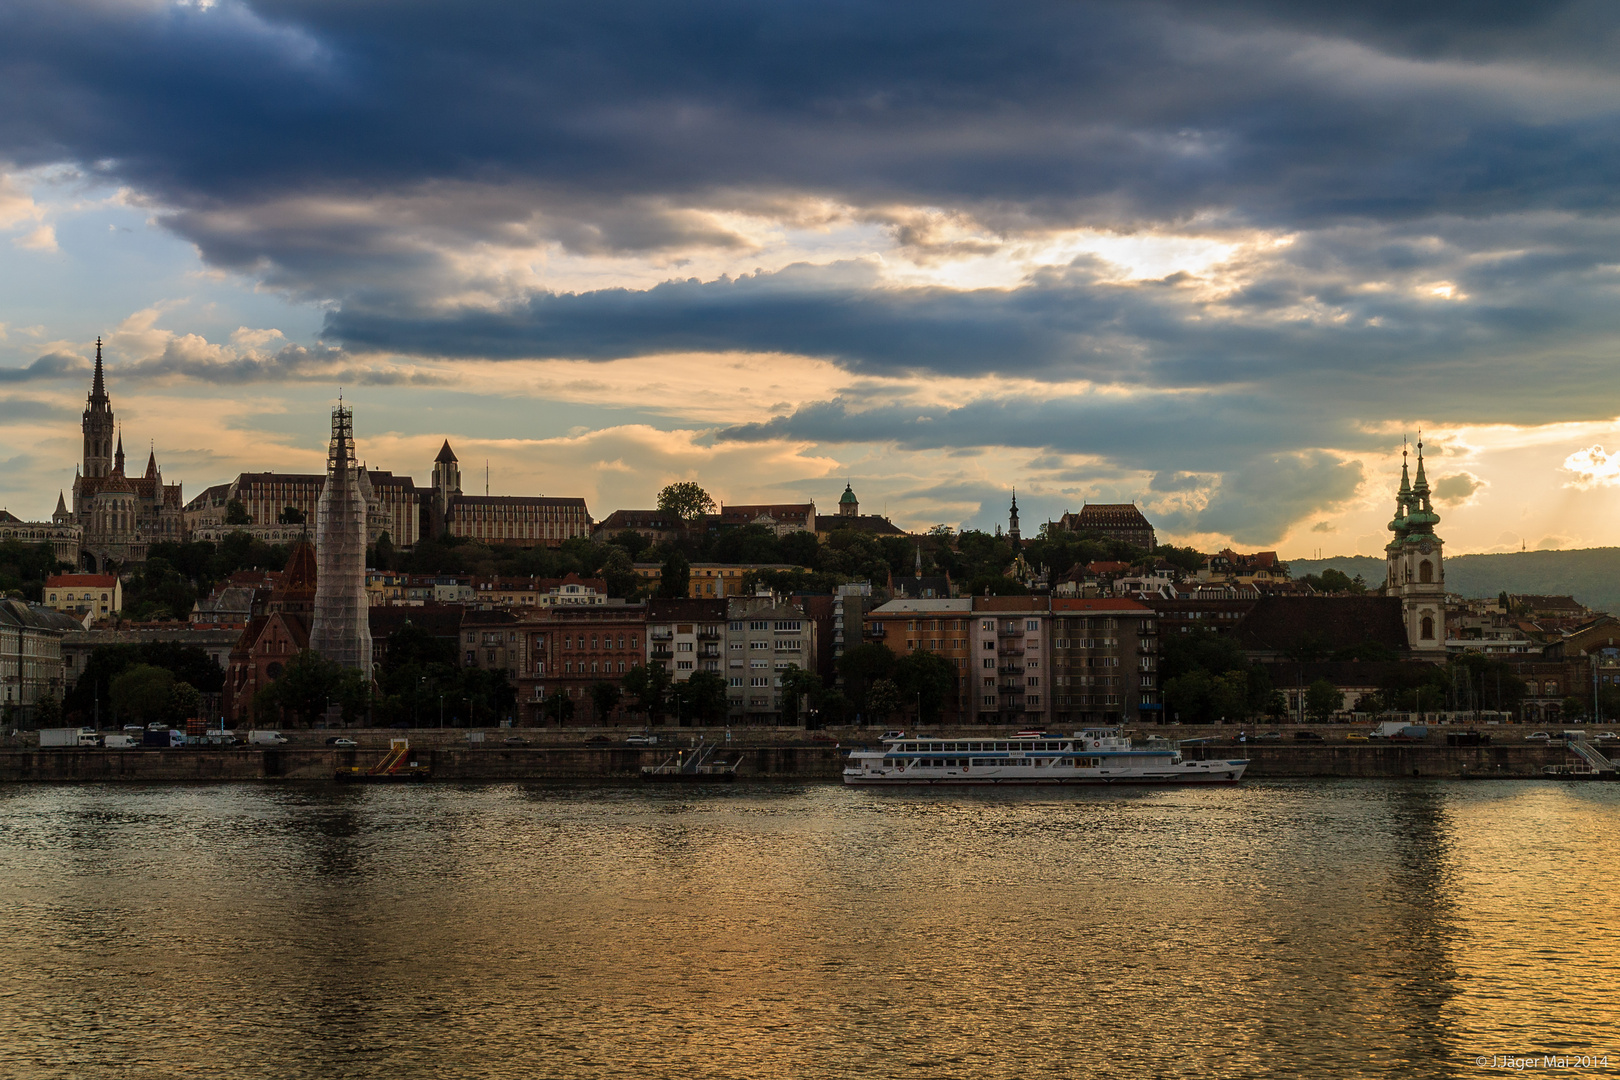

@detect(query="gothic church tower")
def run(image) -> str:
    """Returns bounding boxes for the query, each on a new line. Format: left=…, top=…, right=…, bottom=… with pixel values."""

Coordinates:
left=1385, top=439, right=1446, bottom=654
left=81, top=338, right=115, bottom=482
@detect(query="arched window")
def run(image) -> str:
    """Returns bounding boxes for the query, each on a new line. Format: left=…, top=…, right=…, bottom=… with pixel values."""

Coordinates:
left=1420, top=616, right=1434, bottom=640
left=1419, top=560, right=1433, bottom=584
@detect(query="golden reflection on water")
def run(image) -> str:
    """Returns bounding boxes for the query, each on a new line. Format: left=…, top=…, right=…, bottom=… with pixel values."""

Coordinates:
left=0, top=780, right=1615, bottom=1079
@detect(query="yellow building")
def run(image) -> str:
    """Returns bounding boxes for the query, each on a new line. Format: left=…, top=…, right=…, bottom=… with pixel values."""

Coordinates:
left=633, top=562, right=799, bottom=598
left=43, top=574, right=122, bottom=618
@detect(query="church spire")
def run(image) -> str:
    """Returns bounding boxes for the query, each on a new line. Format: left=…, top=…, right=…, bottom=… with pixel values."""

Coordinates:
left=145, top=441, right=158, bottom=480
left=1413, top=433, right=1429, bottom=495
left=1008, top=489, right=1021, bottom=547
left=89, top=337, right=108, bottom=408
left=114, top=428, right=125, bottom=474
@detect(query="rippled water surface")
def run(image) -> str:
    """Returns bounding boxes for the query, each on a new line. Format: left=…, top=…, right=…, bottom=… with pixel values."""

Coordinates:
left=0, top=780, right=1615, bottom=1079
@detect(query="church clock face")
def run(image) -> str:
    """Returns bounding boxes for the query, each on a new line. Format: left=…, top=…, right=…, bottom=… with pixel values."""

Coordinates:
left=1418, top=541, right=1432, bottom=555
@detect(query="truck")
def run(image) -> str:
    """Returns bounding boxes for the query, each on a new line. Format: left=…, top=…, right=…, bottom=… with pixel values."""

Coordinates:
left=248, top=730, right=288, bottom=746
left=141, top=728, right=185, bottom=748
left=103, top=734, right=139, bottom=749
left=1374, top=720, right=1428, bottom=741
left=39, top=727, right=99, bottom=748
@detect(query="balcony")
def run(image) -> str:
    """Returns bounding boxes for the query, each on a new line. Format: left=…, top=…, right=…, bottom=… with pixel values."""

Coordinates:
left=997, top=645, right=1024, bottom=657
left=867, top=626, right=886, bottom=638
left=697, top=629, right=722, bottom=641
left=998, top=665, right=1024, bottom=675
left=997, top=627, right=1024, bottom=637
left=650, top=649, right=673, bottom=660
left=649, top=630, right=674, bottom=641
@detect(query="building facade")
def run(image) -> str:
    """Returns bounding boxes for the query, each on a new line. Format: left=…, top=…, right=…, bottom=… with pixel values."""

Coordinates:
left=969, top=597, right=1051, bottom=727
left=1057, top=503, right=1156, bottom=550
left=517, top=605, right=647, bottom=724
left=1051, top=597, right=1158, bottom=726
left=0, top=600, right=80, bottom=721
left=43, top=573, right=121, bottom=619
left=725, top=595, right=817, bottom=722
left=645, top=599, right=726, bottom=684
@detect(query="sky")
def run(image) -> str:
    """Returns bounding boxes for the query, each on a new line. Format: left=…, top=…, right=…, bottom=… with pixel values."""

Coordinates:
left=2, top=0, right=1620, bottom=558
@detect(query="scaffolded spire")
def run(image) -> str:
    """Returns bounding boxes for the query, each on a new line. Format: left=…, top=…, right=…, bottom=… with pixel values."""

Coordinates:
left=311, top=403, right=374, bottom=673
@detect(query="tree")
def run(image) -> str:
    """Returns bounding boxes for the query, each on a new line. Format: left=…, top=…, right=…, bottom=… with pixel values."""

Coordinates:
left=656, top=481, right=716, bottom=522
left=1305, top=679, right=1345, bottom=722
left=657, top=549, right=691, bottom=599
left=865, top=678, right=901, bottom=725
left=225, top=499, right=251, bottom=525
left=542, top=693, right=576, bottom=724
left=837, top=643, right=895, bottom=716
left=622, top=663, right=672, bottom=721
left=34, top=692, right=62, bottom=728
left=110, top=664, right=176, bottom=725
left=588, top=681, right=621, bottom=723
left=278, top=506, right=306, bottom=525
left=777, top=665, right=822, bottom=726
left=598, top=546, right=640, bottom=599
left=1164, top=669, right=1252, bottom=724
left=892, top=651, right=955, bottom=724
left=255, top=650, right=370, bottom=726
left=675, top=671, right=729, bottom=724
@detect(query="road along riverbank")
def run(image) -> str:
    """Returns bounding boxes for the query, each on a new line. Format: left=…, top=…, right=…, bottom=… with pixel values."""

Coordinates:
left=0, top=740, right=1579, bottom=782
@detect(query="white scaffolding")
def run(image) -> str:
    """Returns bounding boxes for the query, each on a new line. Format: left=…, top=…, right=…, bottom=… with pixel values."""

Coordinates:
left=311, top=405, right=374, bottom=672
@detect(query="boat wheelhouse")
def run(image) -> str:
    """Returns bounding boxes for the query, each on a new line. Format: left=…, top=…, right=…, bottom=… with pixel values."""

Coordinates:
left=843, top=728, right=1247, bottom=786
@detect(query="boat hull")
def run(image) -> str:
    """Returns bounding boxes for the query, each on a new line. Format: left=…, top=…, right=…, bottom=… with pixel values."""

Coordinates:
left=842, top=766, right=1247, bottom=786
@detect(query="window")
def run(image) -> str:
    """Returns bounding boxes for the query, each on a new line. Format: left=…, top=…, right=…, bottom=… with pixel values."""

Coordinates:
left=729, top=677, right=742, bottom=687
left=750, top=676, right=768, bottom=687
left=750, top=640, right=769, bottom=650
left=677, top=642, right=694, bottom=652
left=1027, top=620, right=1039, bottom=631
left=1421, top=615, right=1435, bottom=640
left=983, top=658, right=995, bottom=669
left=677, top=660, right=694, bottom=670
left=983, top=641, right=995, bottom=651
left=750, top=621, right=769, bottom=631
left=1419, top=560, right=1434, bottom=584
left=981, top=620, right=994, bottom=630
left=730, top=621, right=744, bottom=631
left=1027, top=677, right=1039, bottom=687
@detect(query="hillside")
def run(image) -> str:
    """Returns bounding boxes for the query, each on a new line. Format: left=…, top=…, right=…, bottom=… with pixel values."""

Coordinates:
left=1289, top=548, right=1620, bottom=615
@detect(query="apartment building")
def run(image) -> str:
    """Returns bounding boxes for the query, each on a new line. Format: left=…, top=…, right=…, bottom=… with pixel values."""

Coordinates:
left=968, top=597, right=1052, bottom=727
left=725, top=595, right=816, bottom=723
left=516, top=604, right=647, bottom=724
left=645, top=598, right=726, bottom=682
left=1050, top=597, right=1159, bottom=726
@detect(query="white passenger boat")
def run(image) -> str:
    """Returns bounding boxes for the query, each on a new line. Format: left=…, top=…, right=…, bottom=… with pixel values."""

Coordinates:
left=843, top=729, right=1248, bottom=786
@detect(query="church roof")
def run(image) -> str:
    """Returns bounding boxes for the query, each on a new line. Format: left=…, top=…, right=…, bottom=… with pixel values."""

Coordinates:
left=436, top=439, right=458, bottom=464
left=839, top=484, right=858, bottom=505
left=276, top=539, right=318, bottom=599
left=54, top=491, right=68, bottom=517
left=145, top=449, right=158, bottom=479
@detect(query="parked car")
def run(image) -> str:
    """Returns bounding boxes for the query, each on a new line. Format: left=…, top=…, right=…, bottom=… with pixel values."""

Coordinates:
left=326, top=737, right=357, bottom=747
left=503, top=736, right=530, bottom=746
left=1525, top=731, right=1551, bottom=742
left=1293, top=730, right=1324, bottom=740
left=1345, top=733, right=1369, bottom=742
left=583, top=735, right=612, bottom=745
left=1593, top=731, right=1618, bottom=742
left=1255, top=732, right=1283, bottom=741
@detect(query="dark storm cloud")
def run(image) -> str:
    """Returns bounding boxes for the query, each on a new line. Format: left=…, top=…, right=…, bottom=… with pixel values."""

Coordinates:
left=0, top=352, right=88, bottom=383
left=3, top=1, right=1617, bottom=263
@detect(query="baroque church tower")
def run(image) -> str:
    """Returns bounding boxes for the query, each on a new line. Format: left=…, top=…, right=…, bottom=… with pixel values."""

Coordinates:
left=1385, top=438, right=1446, bottom=654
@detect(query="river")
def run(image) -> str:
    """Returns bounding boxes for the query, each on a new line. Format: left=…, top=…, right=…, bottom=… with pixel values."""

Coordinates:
left=0, top=780, right=1614, bottom=1078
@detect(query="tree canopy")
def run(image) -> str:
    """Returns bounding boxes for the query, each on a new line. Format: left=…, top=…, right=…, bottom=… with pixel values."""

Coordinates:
left=656, top=481, right=716, bottom=522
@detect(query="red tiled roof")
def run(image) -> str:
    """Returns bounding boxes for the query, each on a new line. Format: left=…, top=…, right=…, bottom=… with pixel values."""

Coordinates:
left=47, top=574, right=118, bottom=588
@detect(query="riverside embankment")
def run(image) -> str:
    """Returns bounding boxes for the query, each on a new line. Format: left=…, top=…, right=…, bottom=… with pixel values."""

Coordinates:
left=0, top=723, right=1591, bottom=781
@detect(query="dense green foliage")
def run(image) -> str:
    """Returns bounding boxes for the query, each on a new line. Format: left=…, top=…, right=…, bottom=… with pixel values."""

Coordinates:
left=371, top=620, right=517, bottom=727
left=64, top=641, right=225, bottom=724
left=1161, top=629, right=1273, bottom=723
left=253, top=650, right=371, bottom=726
left=0, top=540, right=67, bottom=602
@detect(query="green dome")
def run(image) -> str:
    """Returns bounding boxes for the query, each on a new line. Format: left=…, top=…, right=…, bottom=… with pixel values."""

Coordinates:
left=840, top=484, right=858, bottom=504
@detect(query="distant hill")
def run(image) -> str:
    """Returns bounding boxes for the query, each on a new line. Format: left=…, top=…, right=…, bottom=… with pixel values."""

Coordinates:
left=1288, top=548, right=1620, bottom=616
